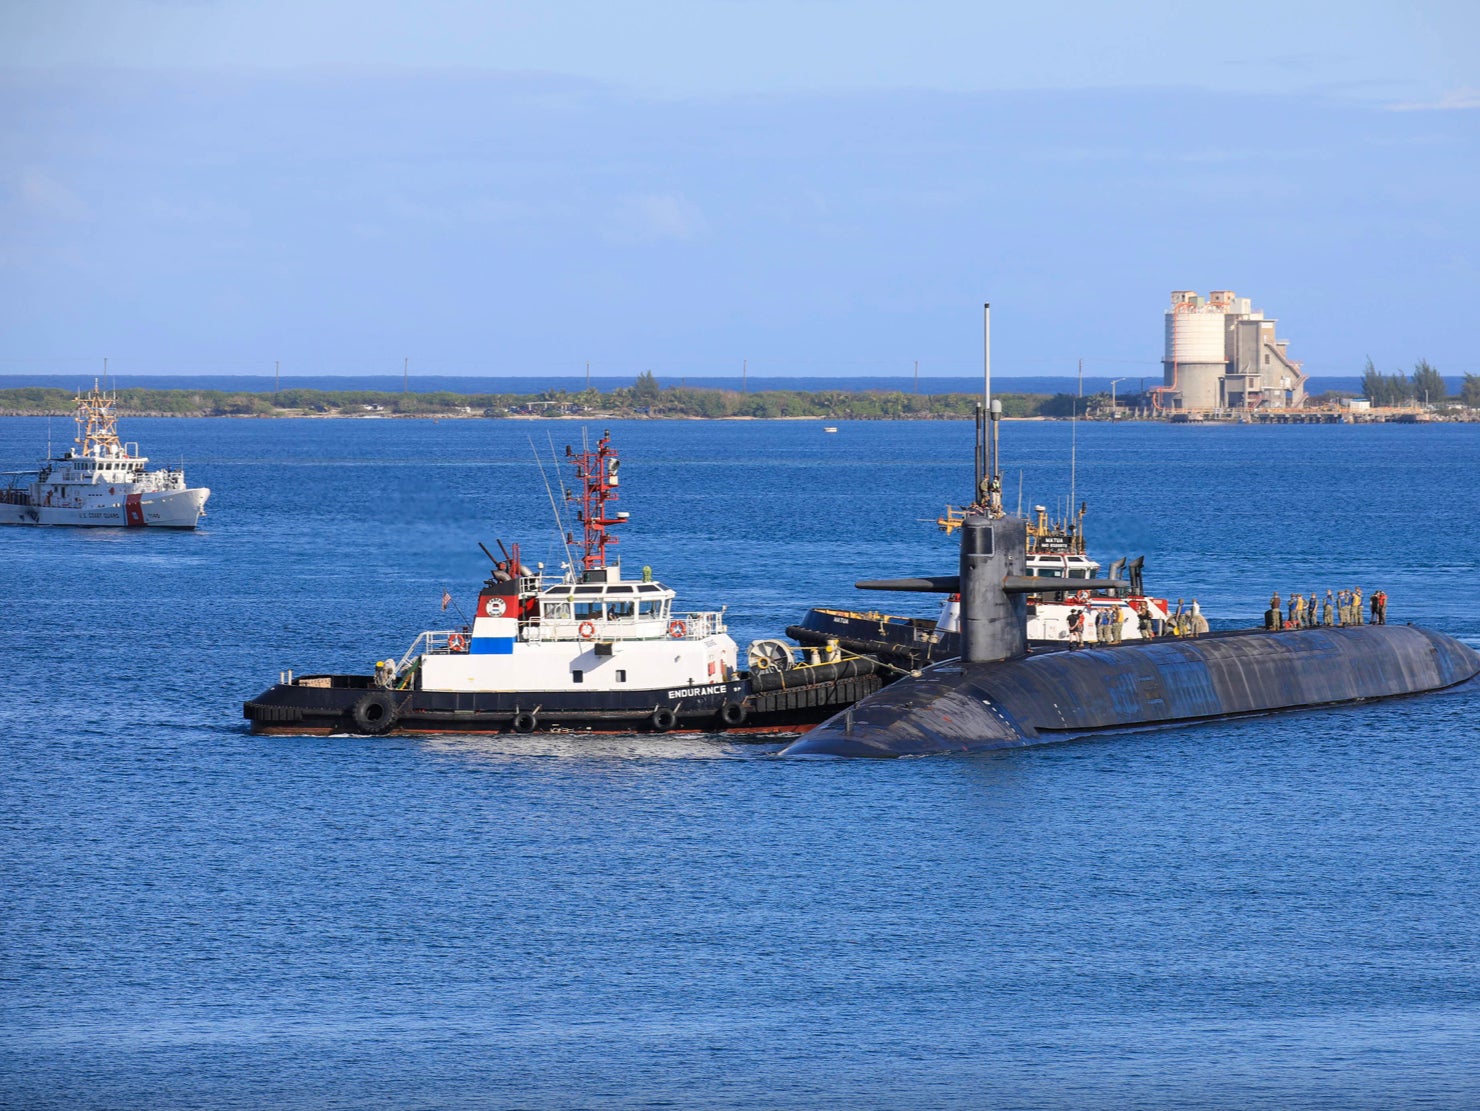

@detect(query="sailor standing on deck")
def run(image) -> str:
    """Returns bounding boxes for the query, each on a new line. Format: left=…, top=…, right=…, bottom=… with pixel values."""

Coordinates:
left=1323, top=590, right=1335, bottom=626
left=1353, top=587, right=1364, bottom=624
left=1191, top=599, right=1209, bottom=637
left=1111, top=605, right=1125, bottom=644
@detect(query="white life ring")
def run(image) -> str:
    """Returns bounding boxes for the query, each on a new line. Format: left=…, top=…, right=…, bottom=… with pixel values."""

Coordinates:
left=578, top=620, right=596, bottom=639
left=447, top=633, right=467, bottom=653
left=668, top=619, right=687, bottom=639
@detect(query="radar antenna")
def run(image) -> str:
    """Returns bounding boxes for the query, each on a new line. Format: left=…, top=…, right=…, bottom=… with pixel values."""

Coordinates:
left=566, top=429, right=624, bottom=570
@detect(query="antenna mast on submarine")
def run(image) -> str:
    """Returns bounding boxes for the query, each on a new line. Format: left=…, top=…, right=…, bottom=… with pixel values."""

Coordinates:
left=980, top=302, right=1003, bottom=517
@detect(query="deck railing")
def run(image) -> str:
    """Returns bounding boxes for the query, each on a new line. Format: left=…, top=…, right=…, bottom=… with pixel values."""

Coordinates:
left=402, top=609, right=730, bottom=663
left=396, top=630, right=462, bottom=674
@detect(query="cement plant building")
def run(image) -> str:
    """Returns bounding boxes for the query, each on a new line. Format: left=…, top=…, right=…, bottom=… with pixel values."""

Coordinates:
left=1159, top=290, right=1306, bottom=410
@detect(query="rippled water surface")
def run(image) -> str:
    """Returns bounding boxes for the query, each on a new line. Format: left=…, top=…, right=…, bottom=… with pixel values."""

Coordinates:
left=3, top=417, right=1479, bottom=1109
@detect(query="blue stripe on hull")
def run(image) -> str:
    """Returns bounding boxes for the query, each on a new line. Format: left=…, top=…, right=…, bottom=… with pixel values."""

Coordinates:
left=469, top=638, right=515, bottom=655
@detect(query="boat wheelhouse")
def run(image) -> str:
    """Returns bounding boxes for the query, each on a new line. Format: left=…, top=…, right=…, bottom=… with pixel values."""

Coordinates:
left=1018, top=502, right=1168, bottom=644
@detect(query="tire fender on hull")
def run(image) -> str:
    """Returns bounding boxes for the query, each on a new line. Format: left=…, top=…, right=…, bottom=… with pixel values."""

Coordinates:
left=351, top=691, right=398, bottom=734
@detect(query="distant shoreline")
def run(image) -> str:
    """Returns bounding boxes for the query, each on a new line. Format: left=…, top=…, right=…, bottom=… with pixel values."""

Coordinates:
left=3, top=409, right=1475, bottom=425
left=1, top=384, right=1475, bottom=423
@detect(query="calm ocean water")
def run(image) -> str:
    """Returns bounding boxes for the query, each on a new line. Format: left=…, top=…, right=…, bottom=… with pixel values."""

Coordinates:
left=2, top=417, right=1478, bottom=1110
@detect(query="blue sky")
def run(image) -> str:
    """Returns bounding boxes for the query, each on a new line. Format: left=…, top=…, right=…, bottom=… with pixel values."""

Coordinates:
left=1, top=1, right=1476, bottom=380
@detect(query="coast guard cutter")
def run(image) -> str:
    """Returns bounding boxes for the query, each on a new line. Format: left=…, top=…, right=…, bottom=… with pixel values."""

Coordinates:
left=0, top=383, right=209, bottom=529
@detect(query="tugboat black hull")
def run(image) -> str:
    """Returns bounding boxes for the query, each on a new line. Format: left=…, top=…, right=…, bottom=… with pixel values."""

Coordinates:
left=782, top=625, right=1480, bottom=758
left=245, top=666, right=884, bottom=738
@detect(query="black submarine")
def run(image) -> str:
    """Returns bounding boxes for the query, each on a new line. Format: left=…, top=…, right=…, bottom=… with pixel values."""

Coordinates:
left=781, top=306, right=1480, bottom=758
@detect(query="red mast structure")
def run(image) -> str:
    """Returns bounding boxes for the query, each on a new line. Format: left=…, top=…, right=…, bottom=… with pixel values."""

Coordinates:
left=566, top=430, right=624, bottom=571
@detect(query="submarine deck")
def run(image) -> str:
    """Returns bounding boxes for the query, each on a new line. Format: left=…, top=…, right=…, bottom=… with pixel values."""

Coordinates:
left=783, top=623, right=1480, bottom=758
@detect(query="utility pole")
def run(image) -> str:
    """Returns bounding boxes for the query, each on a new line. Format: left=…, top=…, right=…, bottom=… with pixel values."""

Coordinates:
left=585, top=361, right=591, bottom=392
left=1109, top=377, right=1126, bottom=418
left=403, top=357, right=409, bottom=394
left=913, top=359, right=919, bottom=394
left=275, top=360, right=280, bottom=399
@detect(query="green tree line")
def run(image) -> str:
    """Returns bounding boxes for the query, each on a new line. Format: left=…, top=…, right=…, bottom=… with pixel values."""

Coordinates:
left=0, top=382, right=1109, bottom=420
left=1361, top=358, right=1480, bottom=407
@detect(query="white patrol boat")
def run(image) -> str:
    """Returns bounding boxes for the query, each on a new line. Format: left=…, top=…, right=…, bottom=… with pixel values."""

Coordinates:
left=0, top=383, right=209, bottom=529
left=245, top=431, right=882, bottom=737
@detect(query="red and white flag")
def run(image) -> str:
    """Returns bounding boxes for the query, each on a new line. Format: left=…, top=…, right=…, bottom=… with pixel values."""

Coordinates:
left=441, top=591, right=452, bottom=611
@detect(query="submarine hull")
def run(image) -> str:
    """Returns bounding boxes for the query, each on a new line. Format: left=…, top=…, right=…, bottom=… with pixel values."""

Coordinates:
left=781, top=624, right=1480, bottom=758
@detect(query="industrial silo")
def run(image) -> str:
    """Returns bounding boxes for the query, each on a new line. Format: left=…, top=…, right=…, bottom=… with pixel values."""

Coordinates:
left=1162, top=292, right=1228, bottom=409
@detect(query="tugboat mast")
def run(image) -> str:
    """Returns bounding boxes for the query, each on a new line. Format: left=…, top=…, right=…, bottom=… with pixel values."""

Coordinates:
left=566, top=429, right=625, bottom=571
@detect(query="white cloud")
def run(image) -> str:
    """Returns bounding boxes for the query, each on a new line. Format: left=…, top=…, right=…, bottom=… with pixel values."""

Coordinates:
left=605, top=192, right=709, bottom=244
left=16, top=168, right=91, bottom=221
left=1388, top=87, right=1480, bottom=111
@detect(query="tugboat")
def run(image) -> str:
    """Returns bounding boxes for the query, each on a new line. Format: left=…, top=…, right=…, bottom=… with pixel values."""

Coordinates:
left=790, top=495, right=1170, bottom=669
left=244, top=431, right=883, bottom=737
left=0, top=382, right=209, bottom=529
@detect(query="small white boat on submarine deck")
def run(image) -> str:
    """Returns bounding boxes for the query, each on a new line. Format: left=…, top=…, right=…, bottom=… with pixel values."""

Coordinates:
left=790, top=500, right=1171, bottom=666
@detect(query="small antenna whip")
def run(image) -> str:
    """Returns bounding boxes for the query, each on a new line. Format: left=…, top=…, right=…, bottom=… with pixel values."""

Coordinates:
left=529, top=436, right=575, bottom=574
left=546, top=432, right=569, bottom=501
left=1071, top=357, right=1081, bottom=521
